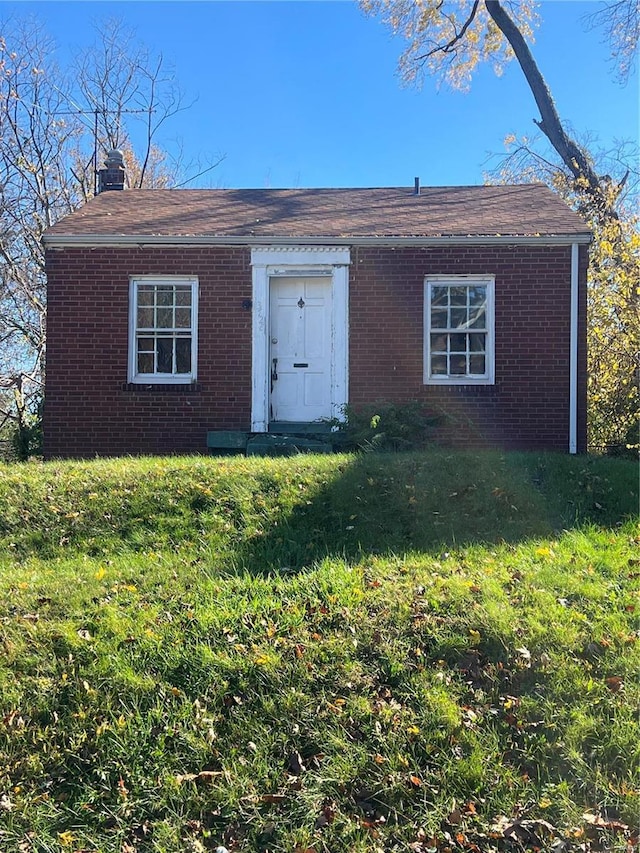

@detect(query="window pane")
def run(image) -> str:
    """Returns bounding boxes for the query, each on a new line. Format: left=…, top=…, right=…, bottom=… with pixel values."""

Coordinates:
left=157, top=307, right=173, bottom=329
left=431, top=355, right=447, bottom=375
left=137, top=307, right=154, bottom=328
left=175, top=307, right=191, bottom=328
left=469, top=307, right=486, bottom=329
left=137, top=352, right=154, bottom=374
left=176, top=337, right=192, bottom=374
left=157, top=287, right=174, bottom=307
left=431, top=286, right=448, bottom=307
left=450, top=333, right=467, bottom=353
left=175, top=287, right=192, bottom=307
left=450, top=355, right=466, bottom=375
left=450, top=287, right=467, bottom=306
left=430, top=333, right=447, bottom=353
left=137, top=287, right=154, bottom=306
left=431, top=308, right=447, bottom=329
left=157, top=338, right=173, bottom=373
left=137, top=336, right=154, bottom=353
left=468, top=286, right=486, bottom=307
left=469, top=354, right=486, bottom=375
left=450, top=307, right=467, bottom=329
left=469, top=333, right=486, bottom=352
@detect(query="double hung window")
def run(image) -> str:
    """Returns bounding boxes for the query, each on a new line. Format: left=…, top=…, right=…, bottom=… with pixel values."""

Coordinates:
left=424, top=276, right=494, bottom=385
left=129, top=277, right=198, bottom=383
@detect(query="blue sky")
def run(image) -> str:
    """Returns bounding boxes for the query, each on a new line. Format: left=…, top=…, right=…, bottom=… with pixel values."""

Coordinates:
left=4, top=1, right=639, bottom=188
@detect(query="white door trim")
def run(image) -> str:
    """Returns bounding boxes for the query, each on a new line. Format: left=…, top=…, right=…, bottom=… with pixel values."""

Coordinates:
left=251, top=246, right=350, bottom=432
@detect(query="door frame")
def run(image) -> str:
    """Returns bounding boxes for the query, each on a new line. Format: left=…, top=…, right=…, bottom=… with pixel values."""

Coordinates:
left=250, top=246, right=350, bottom=432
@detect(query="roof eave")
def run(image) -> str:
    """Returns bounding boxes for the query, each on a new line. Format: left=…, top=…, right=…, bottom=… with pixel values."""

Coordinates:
left=43, top=232, right=593, bottom=248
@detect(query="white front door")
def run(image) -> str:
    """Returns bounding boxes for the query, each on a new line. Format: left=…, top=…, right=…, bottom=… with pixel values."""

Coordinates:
left=269, top=276, right=332, bottom=423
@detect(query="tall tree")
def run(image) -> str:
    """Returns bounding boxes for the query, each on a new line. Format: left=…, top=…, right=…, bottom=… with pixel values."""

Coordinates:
left=0, top=18, right=206, bottom=457
left=361, top=0, right=639, bottom=451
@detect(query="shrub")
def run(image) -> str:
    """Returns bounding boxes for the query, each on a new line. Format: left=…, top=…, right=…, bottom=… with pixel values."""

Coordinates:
left=329, top=400, right=441, bottom=452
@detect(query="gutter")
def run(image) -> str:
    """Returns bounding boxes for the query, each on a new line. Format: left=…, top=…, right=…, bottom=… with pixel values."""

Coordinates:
left=569, top=243, right=580, bottom=454
left=43, top=233, right=593, bottom=249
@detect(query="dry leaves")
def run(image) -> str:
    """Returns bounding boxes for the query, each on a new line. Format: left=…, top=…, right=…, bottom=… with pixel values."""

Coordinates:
left=174, top=770, right=223, bottom=784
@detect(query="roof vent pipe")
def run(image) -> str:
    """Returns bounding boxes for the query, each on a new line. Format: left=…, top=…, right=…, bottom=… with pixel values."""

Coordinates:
left=97, top=149, right=126, bottom=193
left=414, top=176, right=420, bottom=195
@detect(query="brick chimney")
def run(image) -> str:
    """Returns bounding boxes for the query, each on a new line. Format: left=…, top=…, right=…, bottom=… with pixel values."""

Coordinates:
left=97, top=149, right=126, bottom=192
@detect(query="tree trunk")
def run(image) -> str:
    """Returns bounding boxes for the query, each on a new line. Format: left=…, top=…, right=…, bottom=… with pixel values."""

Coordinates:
left=484, top=0, right=616, bottom=222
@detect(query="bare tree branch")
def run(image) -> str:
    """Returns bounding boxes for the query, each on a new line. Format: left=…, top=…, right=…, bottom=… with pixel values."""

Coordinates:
left=414, top=0, right=481, bottom=61
left=584, top=0, right=640, bottom=82
left=484, top=0, right=618, bottom=222
left=0, top=15, right=216, bottom=454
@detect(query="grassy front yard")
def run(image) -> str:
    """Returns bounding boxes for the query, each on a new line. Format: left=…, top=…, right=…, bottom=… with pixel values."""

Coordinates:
left=0, top=451, right=637, bottom=852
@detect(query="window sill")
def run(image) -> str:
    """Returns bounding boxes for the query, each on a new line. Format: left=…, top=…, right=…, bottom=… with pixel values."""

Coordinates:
left=122, top=382, right=200, bottom=393
left=424, top=378, right=495, bottom=386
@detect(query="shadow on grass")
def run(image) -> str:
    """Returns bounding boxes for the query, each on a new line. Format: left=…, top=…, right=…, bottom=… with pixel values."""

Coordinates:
left=230, top=450, right=639, bottom=575
left=2, top=450, right=635, bottom=567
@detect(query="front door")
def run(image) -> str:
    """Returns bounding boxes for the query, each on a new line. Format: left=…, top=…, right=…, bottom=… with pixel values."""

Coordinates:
left=269, top=276, right=332, bottom=423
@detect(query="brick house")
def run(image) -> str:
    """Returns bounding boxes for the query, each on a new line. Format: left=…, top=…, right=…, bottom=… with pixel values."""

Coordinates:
left=43, top=168, right=590, bottom=458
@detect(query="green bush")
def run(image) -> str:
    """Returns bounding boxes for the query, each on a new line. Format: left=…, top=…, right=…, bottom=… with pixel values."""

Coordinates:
left=10, top=394, right=43, bottom=461
left=329, top=400, right=441, bottom=451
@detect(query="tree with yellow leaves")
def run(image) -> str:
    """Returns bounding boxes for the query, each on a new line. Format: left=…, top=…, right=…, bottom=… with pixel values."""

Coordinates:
left=361, top=0, right=639, bottom=452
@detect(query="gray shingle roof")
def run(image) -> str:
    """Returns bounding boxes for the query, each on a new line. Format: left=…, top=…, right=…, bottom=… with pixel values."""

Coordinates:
left=45, top=184, right=590, bottom=240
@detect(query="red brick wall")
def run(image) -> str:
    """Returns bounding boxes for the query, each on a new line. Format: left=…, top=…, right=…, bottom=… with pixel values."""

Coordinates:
left=44, top=242, right=586, bottom=458
left=349, top=244, right=587, bottom=452
left=44, top=246, right=253, bottom=458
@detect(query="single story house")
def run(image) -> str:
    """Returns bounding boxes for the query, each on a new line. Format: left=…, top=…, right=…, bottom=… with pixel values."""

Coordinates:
left=42, top=162, right=590, bottom=458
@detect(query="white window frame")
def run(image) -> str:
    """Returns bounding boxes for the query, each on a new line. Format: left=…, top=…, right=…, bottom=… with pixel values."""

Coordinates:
left=424, top=274, right=495, bottom=385
left=128, top=276, right=199, bottom=384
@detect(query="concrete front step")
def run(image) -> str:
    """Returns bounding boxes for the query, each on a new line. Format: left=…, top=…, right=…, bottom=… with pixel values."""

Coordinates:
left=268, top=421, right=334, bottom=436
left=206, top=431, right=250, bottom=450
left=246, top=434, right=333, bottom=456
left=207, top=424, right=335, bottom=457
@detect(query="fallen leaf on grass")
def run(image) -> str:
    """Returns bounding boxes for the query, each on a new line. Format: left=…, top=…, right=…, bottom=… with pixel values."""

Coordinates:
left=492, top=816, right=557, bottom=844
left=447, top=807, right=462, bottom=825
left=605, top=676, right=624, bottom=692
left=409, top=829, right=439, bottom=852
left=18, top=834, right=34, bottom=853
left=582, top=812, right=629, bottom=832
left=175, top=771, right=224, bottom=784
left=360, top=812, right=386, bottom=833
left=314, top=799, right=337, bottom=829
left=260, top=793, right=287, bottom=804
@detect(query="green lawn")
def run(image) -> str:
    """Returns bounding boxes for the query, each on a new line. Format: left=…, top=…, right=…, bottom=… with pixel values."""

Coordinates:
left=0, top=451, right=637, bottom=852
